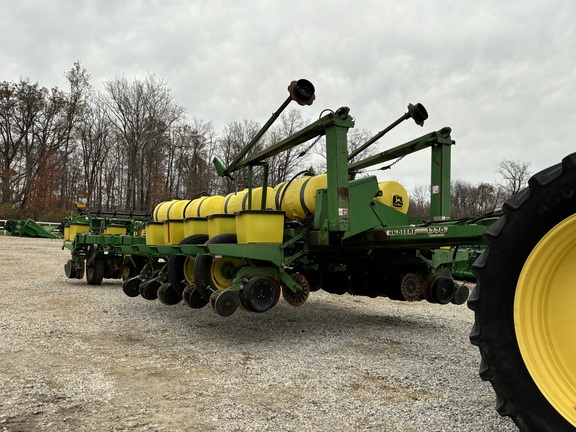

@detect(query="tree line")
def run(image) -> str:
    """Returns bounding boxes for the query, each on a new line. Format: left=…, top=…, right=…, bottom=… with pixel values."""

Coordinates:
left=408, top=159, right=532, bottom=219
left=0, top=62, right=530, bottom=221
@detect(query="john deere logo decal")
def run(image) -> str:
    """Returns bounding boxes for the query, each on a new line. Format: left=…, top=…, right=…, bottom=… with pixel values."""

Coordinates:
left=392, top=195, right=403, bottom=208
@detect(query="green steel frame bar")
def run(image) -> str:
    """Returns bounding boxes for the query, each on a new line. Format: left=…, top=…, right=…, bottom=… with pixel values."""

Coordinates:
left=347, top=127, right=455, bottom=220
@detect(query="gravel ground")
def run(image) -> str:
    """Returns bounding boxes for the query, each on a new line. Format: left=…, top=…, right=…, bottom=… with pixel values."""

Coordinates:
left=0, top=235, right=518, bottom=432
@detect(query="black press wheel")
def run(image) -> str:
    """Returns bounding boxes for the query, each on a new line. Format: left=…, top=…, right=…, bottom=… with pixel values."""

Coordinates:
left=468, top=153, right=576, bottom=431
left=64, top=259, right=84, bottom=279
left=86, top=259, right=105, bottom=285
left=242, top=277, right=281, bottom=313
left=157, top=283, right=181, bottom=305
left=182, top=284, right=209, bottom=309
left=122, top=276, right=141, bottom=297
left=212, top=289, right=240, bottom=317
left=139, top=270, right=162, bottom=300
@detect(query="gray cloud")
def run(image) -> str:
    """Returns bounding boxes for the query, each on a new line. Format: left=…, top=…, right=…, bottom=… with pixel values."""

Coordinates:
left=1, top=0, right=575, bottom=191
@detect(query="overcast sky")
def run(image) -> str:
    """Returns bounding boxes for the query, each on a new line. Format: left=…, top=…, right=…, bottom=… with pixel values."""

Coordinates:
left=2, top=0, right=575, bottom=191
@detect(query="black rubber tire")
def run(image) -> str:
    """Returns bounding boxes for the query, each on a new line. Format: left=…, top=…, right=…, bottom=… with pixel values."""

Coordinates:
left=64, top=260, right=74, bottom=278
left=194, top=233, right=240, bottom=301
left=468, top=153, right=576, bottom=432
left=122, top=277, right=141, bottom=297
left=157, top=283, right=181, bottom=305
left=75, top=261, right=85, bottom=280
left=212, top=289, right=240, bottom=317
left=86, top=259, right=106, bottom=285
left=182, top=284, right=209, bottom=309
left=139, top=269, right=161, bottom=300
left=167, top=234, right=208, bottom=295
left=139, top=279, right=160, bottom=300
left=64, top=259, right=84, bottom=279
left=241, top=277, right=280, bottom=313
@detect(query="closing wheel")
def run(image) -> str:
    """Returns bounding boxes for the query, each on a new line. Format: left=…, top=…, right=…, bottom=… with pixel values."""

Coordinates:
left=212, top=289, right=240, bottom=317
left=182, top=284, right=209, bottom=309
left=400, top=273, right=424, bottom=301
left=64, top=260, right=84, bottom=279
left=194, top=234, right=245, bottom=300
left=282, top=272, right=310, bottom=307
left=157, top=283, right=181, bottom=305
left=299, top=269, right=322, bottom=292
left=86, top=259, right=105, bottom=285
left=122, top=277, right=141, bottom=297
left=182, top=284, right=193, bottom=306
left=75, top=261, right=85, bottom=279
left=140, top=270, right=161, bottom=300
left=430, top=276, right=455, bottom=304
left=451, top=283, right=469, bottom=305
left=242, top=277, right=281, bottom=313
left=64, top=260, right=74, bottom=278
left=168, top=234, right=208, bottom=296
left=469, top=152, right=576, bottom=431
left=139, top=279, right=160, bottom=300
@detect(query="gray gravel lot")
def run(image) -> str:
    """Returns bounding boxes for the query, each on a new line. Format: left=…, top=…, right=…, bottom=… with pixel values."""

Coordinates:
left=0, top=236, right=518, bottom=431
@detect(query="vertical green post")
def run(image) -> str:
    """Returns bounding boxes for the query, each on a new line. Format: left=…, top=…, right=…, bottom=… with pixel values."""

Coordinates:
left=261, top=163, right=269, bottom=210
left=247, top=165, right=253, bottom=209
left=430, top=143, right=451, bottom=219
left=246, top=164, right=268, bottom=210
left=325, top=122, right=351, bottom=233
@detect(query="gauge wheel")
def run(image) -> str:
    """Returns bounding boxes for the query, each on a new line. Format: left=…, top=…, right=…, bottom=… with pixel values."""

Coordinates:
left=86, top=259, right=105, bottom=285
left=167, top=234, right=208, bottom=296
left=194, top=233, right=245, bottom=300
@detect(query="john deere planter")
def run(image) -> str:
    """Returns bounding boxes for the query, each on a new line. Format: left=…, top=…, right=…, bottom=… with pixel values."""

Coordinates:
left=62, top=79, right=575, bottom=431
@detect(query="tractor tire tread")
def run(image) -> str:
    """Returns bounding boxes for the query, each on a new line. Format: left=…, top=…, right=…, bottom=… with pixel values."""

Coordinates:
left=468, top=152, right=576, bottom=432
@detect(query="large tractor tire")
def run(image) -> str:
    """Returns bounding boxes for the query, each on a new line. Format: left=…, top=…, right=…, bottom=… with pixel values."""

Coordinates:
left=468, top=153, right=576, bottom=431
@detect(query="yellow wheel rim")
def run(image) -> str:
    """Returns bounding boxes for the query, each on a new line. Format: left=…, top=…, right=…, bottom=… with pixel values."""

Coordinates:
left=210, top=258, right=244, bottom=290
left=515, top=213, right=576, bottom=426
left=183, top=256, right=195, bottom=285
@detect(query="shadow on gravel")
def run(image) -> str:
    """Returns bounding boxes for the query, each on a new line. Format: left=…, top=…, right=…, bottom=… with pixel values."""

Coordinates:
left=142, top=296, right=439, bottom=346
left=70, top=279, right=445, bottom=347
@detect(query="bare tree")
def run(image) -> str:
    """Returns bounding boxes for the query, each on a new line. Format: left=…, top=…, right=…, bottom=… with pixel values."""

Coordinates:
left=59, top=61, right=91, bottom=204
left=311, top=127, right=372, bottom=174
left=215, top=119, right=261, bottom=194
left=265, top=109, right=311, bottom=186
left=0, top=79, right=44, bottom=205
left=22, top=86, right=69, bottom=214
left=101, top=74, right=185, bottom=210
left=497, top=159, right=531, bottom=195
left=0, top=78, right=73, bottom=217
left=450, top=179, right=503, bottom=219
left=407, top=184, right=431, bottom=218
left=165, top=119, right=216, bottom=199
left=76, top=103, right=113, bottom=208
